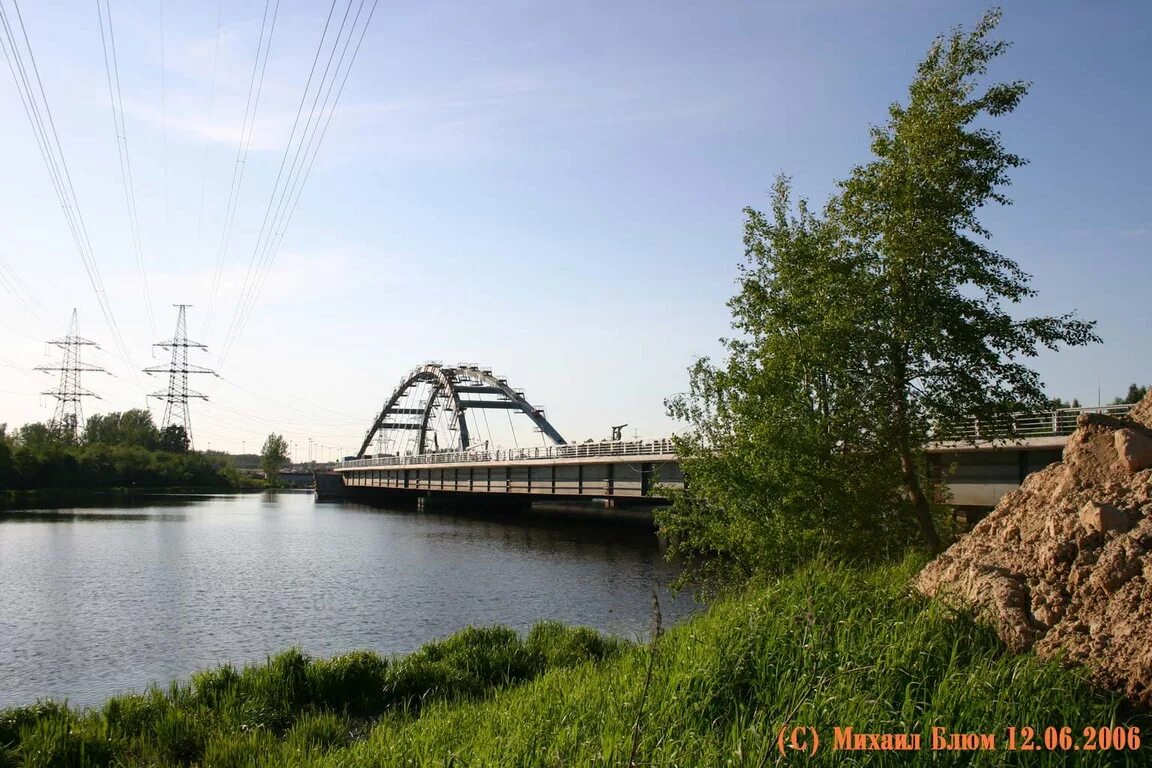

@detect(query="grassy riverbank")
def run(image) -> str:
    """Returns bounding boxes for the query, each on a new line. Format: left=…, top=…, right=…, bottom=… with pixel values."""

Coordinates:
left=2, top=556, right=1147, bottom=767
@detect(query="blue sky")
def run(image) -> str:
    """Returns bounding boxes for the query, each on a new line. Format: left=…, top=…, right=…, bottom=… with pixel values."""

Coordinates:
left=0, top=0, right=1148, bottom=458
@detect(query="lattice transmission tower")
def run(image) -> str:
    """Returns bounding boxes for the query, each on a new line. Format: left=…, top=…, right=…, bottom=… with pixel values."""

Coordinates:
left=144, top=304, right=216, bottom=447
left=35, top=309, right=107, bottom=437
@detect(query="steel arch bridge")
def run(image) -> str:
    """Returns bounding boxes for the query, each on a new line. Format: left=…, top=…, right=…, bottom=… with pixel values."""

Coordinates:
left=356, top=362, right=566, bottom=459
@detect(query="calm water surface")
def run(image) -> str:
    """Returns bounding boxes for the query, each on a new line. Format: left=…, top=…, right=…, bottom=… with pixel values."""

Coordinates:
left=0, top=492, right=696, bottom=709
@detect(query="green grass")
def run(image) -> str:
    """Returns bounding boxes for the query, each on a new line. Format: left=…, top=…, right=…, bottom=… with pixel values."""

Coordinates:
left=2, top=556, right=1148, bottom=766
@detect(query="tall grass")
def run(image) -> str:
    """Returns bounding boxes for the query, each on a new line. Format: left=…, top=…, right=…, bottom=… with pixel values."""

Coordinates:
left=2, top=556, right=1148, bottom=766
left=0, top=623, right=623, bottom=767
left=327, top=555, right=1148, bottom=766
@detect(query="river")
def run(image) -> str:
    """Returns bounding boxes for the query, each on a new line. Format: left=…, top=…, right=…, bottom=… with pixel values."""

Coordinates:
left=0, top=491, right=696, bottom=710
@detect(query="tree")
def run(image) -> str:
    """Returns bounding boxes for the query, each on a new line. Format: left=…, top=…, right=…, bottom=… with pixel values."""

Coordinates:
left=661, top=180, right=913, bottom=589
left=261, top=433, right=289, bottom=487
left=85, top=409, right=160, bottom=449
left=158, top=424, right=191, bottom=453
left=1112, top=384, right=1148, bottom=405
left=0, top=424, right=11, bottom=486
left=15, top=421, right=74, bottom=452
left=659, top=9, right=1098, bottom=590
left=835, top=8, right=1097, bottom=550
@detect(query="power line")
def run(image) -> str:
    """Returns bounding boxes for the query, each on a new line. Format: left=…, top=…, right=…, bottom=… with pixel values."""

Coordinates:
left=202, top=0, right=281, bottom=339
left=158, top=0, right=170, bottom=251
left=0, top=0, right=140, bottom=380
left=219, top=0, right=379, bottom=365
left=219, top=0, right=343, bottom=360
left=223, top=0, right=379, bottom=364
left=194, top=0, right=225, bottom=271
left=96, top=0, right=155, bottom=334
left=220, top=368, right=368, bottom=423
left=0, top=251, right=49, bottom=334
left=144, top=304, right=218, bottom=448
left=34, top=309, right=108, bottom=436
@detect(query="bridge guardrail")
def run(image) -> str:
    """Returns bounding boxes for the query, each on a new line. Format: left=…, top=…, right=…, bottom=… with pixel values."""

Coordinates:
left=334, top=404, right=1138, bottom=470
left=935, top=404, right=1134, bottom=441
left=335, top=438, right=678, bottom=469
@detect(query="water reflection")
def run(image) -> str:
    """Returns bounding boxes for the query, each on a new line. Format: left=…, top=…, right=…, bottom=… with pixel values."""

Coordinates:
left=0, top=492, right=695, bottom=709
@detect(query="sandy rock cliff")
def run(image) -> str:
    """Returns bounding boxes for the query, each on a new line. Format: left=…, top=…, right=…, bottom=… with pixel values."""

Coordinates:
left=915, top=392, right=1152, bottom=706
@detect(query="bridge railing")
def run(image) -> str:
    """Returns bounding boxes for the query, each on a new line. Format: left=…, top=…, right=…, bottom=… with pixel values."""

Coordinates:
left=334, top=403, right=1139, bottom=469
left=936, top=403, right=1134, bottom=441
left=335, top=437, right=678, bottom=469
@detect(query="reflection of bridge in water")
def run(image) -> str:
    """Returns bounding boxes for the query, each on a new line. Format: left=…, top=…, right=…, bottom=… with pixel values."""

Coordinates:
left=320, top=362, right=1134, bottom=513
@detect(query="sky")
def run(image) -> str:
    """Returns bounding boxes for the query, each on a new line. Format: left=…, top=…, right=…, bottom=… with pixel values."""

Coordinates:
left=0, top=0, right=1148, bottom=460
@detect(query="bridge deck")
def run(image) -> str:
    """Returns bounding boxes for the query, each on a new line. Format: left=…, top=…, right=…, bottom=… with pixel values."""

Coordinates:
left=336, top=450, right=682, bottom=499
left=332, top=404, right=1136, bottom=508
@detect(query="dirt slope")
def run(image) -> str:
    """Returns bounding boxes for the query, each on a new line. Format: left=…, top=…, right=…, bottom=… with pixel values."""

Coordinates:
left=915, top=393, right=1152, bottom=706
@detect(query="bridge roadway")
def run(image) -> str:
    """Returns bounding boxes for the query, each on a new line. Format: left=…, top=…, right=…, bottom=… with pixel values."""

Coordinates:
left=329, top=439, right=684, bottom=505
left=327, top=404, right=1136, bottom=510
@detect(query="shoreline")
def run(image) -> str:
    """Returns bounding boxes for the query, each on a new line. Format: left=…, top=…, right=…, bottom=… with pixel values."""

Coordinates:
left=1, top=557, right=1146, bottom=766
left=0, top=485, right=266, bottom=511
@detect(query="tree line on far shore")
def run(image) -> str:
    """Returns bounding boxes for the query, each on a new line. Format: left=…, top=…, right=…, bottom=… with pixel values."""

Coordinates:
left=1048, top=383, right=1148, bottom=410
left=0, top=409, right=244, bottom=491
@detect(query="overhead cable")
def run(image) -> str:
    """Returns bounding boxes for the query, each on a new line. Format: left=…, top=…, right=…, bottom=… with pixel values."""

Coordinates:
left=201, top=0, right=281, bottom=338
left=218, top=0, right=379, bottom=366
left=96, top=0, right=156, bottom=334
left=0, top=0, right=141, bottom=387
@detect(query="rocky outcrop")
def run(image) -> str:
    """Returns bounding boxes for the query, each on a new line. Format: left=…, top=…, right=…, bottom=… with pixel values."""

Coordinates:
left=915, top=392, right=1152, bottom=707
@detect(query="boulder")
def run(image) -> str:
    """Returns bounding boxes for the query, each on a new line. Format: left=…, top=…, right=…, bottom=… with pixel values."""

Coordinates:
left=1114, top=427, right=1152, bottom=473
left=1078, top=500, right=1130, bottom=534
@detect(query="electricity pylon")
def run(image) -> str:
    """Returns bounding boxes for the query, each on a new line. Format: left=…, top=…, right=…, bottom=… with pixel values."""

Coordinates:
left=35, top=309, right=107, bottom=437
left=144, top=304, right=216, bottom=448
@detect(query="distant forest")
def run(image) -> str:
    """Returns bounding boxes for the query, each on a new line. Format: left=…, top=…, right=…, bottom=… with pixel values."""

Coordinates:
left=0, top=409, right=245, bottom=490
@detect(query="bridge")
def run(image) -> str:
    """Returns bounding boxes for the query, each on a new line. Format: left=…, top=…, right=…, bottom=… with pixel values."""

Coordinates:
left=324, top=361, right=1135, bottom=513
left=324, top=362, right=680, bottom=509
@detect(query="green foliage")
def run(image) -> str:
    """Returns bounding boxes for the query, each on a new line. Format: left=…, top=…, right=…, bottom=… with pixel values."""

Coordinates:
left=1113, top=384, right=1149, bottom=406
left=0, top=425, right=11, bottom=488
left=306, top=652, right=390, bottom=717
left=660, top=9, right=1098, bottom=590
left=0, top=416, right=236, bottom=492
left=525, top=621, right=626, bottom=668
left=14, top=421, right=75, bottom=453
left=833, top=8, right=1097, bottom=548
left=662, top=179, right=916, bottom=591
left=0, top=622, right=626, bottom=766
left=383, top=626, right=541, bottom=713
left=84, top=409, right=159, bottom=450
left=2, top=568, right=1147, bottom=765
left=220, top=559, right=1150, bottom=766
left=12, top=715, right=112, bottom=768
left=261, top=433, right=289, bottom=486
left=283, top=711, right=354, bottom=755
left=158, top=424, right=191, bottom=453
